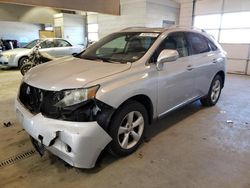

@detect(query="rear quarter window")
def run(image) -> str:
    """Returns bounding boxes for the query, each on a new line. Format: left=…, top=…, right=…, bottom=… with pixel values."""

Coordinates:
left=207, top=38, right=218, bottom=51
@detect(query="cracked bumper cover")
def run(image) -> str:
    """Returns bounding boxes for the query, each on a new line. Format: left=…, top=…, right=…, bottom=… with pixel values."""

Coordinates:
left=15, top=99, right=112, bottom=168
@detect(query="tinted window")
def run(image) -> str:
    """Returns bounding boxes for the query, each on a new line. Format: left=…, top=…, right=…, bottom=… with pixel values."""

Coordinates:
left=207, top=39, right=218, bottom=51
left=24, top=39, right=41, bottom=49
left=186, top=33, right=210, bottom=54
left=40, top=40, right=55, bottom=49
left=54, top=39, right=71, bottom=47
left=151, top=32, right=189, bottom=62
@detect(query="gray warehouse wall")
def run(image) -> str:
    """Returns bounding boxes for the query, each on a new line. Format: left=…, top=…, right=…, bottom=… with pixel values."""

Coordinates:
left=0, top=3, right=59, bottom=24
left=97, top=0, right=180, bottom=38
left=0, top=3, right=59, bottom=45
left=54, top=13, right=86, bottom=46
left=0, top=21, right=41, bottom=45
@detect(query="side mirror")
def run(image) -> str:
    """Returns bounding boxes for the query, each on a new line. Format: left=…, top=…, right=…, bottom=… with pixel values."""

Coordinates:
left=156, top=49, right=179, bottom=71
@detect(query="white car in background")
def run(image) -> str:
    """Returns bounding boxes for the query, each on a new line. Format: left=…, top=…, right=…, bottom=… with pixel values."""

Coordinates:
left=0, top=38, right=84, bottom=68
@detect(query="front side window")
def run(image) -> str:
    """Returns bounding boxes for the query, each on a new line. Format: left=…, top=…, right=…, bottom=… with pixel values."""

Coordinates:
left=79, top=32, right=160, bottom=63
left=24, top=39, right=41, bottom=49
left=40, top=40, right=55, bottom=49
left=186, top=33, right=210, bottom=55
left=151, top=32, right=189, bottom=62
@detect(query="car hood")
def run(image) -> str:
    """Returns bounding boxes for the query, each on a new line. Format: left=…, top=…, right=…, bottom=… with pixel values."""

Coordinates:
left=1, top=48, right=31, bottom=55
left=24, top=57, right=131, bottom=91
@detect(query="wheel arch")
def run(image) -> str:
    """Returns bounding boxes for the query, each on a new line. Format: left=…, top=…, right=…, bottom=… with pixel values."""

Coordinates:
left=216, top=70, right=225, bottom=88
left=18, top=55, right=29, bottom=67
left=113, top=94, right=154, bottom=125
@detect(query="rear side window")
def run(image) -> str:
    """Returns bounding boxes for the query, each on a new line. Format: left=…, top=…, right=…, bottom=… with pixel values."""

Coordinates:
left=186, top=33, right=210, bottom=55
left=54, top=39, right=72, bottom=47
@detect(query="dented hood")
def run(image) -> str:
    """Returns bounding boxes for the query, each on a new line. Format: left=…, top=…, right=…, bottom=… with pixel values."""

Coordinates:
left=24, top=57, right=131, bottom=91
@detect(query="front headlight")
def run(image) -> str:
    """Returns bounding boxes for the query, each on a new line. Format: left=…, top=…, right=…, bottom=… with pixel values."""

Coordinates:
left=4, top=54, right=14, bottom=59
left=55, top=85, right=99, bottom=108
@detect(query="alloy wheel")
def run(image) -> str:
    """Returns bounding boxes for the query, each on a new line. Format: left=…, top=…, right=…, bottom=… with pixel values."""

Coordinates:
left=117, top=111, right=144, bottom=150
left=211, top=79, right=221, bottom=103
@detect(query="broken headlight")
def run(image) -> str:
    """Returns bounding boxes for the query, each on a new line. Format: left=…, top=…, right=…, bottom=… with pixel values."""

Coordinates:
left=55, top=85, right=99, bottom=108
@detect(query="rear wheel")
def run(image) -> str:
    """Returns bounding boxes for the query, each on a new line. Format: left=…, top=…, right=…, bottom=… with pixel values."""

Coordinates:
left=107, top=101, right=148, bottom=157
left=200, top=75, right=222, bottom=106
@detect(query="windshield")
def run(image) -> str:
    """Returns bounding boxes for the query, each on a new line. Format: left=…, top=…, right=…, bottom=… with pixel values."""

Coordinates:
left=79, top=32, right=160, bottom=63
left=24, top=39, right=42, bottom=49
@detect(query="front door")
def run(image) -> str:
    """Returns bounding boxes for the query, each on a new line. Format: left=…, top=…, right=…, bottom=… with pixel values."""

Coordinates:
left=155, top=32, right=196, bottom=116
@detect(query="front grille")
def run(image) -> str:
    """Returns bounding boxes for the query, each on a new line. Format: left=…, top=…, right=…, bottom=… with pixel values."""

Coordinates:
left=18, top=82, right=96, bottom=122
left=19, top=82, right=44, bottom=114
left=19, top=82, right=63, bottom=116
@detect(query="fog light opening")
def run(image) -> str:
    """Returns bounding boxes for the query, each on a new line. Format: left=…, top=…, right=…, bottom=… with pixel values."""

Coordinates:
left=65, top=144, right=72, bottom=153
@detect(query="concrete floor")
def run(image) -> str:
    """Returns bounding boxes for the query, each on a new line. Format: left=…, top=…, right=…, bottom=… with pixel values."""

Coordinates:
left=0, top=69, right=250, bottom=188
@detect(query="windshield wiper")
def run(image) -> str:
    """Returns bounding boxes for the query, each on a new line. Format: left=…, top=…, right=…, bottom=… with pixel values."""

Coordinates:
left=83, top=56, right=119, bottom=63
left=97, top=57, right=118, bottom=63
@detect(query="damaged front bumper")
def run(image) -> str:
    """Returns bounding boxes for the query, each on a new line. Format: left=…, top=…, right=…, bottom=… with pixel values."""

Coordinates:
left=15, top=99, right=112, bottom=168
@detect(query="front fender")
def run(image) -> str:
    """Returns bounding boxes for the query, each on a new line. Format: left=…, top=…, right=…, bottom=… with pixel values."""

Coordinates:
left=13, top=53, right=29, bottom=67
left=95, top=66, right=158, bottom=118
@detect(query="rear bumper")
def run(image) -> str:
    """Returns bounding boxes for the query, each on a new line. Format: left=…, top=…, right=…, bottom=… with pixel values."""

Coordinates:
left=15, top=99, right=112, bottom=168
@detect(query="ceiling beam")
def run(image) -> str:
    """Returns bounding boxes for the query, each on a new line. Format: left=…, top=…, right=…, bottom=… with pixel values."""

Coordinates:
left=0, top=0, right=120, bottom=15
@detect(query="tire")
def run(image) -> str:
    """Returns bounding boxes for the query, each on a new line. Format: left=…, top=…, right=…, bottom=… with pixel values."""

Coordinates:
left=20, top=63, right=33, bottom=76
left=18, top=56, right=29, bottom=69
left=107, top=100, right=148, bottom=157
left=200, top=75, right=222, bottom=106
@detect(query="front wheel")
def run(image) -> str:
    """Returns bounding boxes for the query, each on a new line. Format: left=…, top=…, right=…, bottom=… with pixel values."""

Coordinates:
left=18, top=57, right=29, bottom=69
left=107, top=101, right=148, bottom=157
left=200, top=75, right=222, bottom=106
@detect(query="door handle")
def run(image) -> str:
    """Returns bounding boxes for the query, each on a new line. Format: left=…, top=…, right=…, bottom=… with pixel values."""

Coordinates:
left=186, top=65, right=194, bottom=71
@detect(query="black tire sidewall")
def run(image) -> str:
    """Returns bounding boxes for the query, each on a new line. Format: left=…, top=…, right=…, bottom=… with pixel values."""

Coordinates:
left=208, top=75, right=222, bottom=105
left=18, top=57, right=29, bottom=68
left=21, top=64, right=32, bottom=75
left=108, top=101, right=148, bottom=157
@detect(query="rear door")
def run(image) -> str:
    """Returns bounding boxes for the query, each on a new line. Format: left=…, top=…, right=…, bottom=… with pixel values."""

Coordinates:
left=185, top=32, right=219, bottom=96
left=155, top=32, right=197, bottom=116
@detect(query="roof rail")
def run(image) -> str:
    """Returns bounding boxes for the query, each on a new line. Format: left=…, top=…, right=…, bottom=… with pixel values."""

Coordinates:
left=120, top=25, right=207, bottom=33
left=121, top=27, right=148, bottom=31
left=168, top=25, right=206, bottom=33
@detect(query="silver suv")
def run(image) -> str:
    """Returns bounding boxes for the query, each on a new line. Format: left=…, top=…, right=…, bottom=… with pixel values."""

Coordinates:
left=16, top=27, right=226, bottom=168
